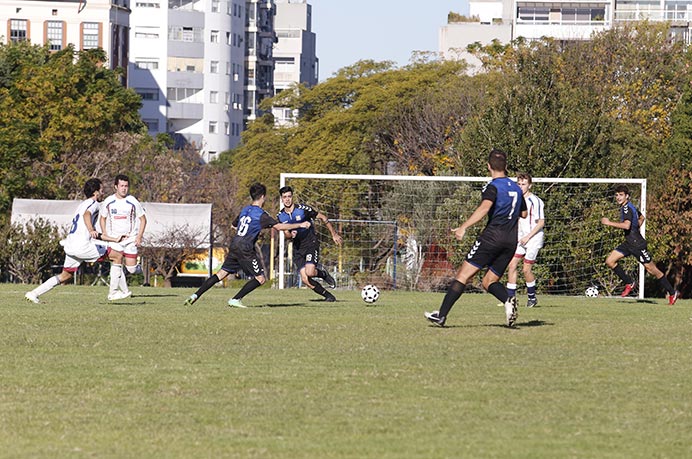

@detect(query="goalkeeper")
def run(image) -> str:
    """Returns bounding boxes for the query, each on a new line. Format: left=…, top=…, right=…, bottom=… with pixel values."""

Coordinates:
left=601, top=184, right=678, bottom=304
left=425, top=149, right=527, bottom=328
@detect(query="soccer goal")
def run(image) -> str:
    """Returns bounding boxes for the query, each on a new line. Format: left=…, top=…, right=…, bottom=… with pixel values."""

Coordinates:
left=278, top=173, right=647, bottom=298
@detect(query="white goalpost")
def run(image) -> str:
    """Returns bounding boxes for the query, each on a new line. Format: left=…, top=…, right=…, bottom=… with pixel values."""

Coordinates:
left=278, top=173, right=647, bottom=299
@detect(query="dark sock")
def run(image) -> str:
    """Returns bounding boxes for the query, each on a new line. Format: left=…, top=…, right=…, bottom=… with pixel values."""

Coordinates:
left=613, top=265, right=633, bottom=285
left=316, top=268, right=328, bottom=279
left=487, top=281, right=509, bottom=303
left=657, top=275, right=675, bottom=295
left=439, top=280, right=465, bottom=319
left=233, top=278, right=261, bottom=300
left=194, top=274, right=220, bottom=298
left=310, top=279, right=327, bottom=297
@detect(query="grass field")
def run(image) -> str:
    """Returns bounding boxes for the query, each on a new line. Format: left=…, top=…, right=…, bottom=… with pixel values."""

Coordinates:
left=2, top=283, right=691, bottom=458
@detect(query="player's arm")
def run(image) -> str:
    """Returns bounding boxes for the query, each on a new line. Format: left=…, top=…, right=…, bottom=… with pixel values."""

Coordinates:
left=274, top=221, right=311, bottom=231
left=317, top=212, right=343, bottom=246
left=600, top=216, right=631, bottom=230
left=98, top=214, right=110, bottom=239
left=521, top=218, right=545, bottom=245
left=451, top=199, right=493, bottom=241
left=135, top=214, right=147, bottom=246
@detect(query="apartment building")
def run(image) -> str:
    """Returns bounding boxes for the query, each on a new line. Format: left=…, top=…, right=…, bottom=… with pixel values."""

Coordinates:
left=0, top=0, right=130, bottom=77
left=271, top=0, right=317, bottom=126
left=244, top=0, right=276, bottom=125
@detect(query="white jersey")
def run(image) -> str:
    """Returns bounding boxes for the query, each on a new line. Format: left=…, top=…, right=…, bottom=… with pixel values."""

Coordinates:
left=518, top=193, right=545, bottom=239
left=62, top=198, right=100, bottom=252
left=101, top=194, right=145, bottom=237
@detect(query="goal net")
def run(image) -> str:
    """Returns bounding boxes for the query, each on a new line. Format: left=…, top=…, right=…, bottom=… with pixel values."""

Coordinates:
left=278, top=173, right=647, bottom=298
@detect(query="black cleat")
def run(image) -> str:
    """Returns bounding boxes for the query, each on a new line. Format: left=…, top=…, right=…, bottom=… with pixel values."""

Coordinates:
left=424, top=311, right=446, bottom=327
left=323, top=292, right=336, bottom=302
left=526, top=297, right=538, bottom=308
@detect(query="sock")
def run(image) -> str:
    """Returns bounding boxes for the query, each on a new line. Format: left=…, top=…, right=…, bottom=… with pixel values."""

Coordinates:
left=33, top=275, right=60, bottom=297
left=233, top=278, right=261, bottom=300
left=506, top=282, right=517, bottom=298
left=657, top=275, right=675, bottom=296
left=439, top=280, right=466, bottom=319
left=487, top=282, right=509, bottom=303
left=194, top=274, right=221, bottom=298
left=526, top=280, right=537, bottom=300
left=109, top=264, right=123, bottom=295
left=613, top=265, right=633, bottom=285
left=119, top=266, right=130, bottom=293
left=316, top=268, right=328, bottom=279
left=310, top=279, right=327, bottom=297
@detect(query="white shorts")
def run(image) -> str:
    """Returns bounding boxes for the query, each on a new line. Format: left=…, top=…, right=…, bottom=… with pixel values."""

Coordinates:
left=109, top=236, right=139, bottom=259
left=514, top=233, right=544, bottom=262
left=62, top=241, right=109, bottom=272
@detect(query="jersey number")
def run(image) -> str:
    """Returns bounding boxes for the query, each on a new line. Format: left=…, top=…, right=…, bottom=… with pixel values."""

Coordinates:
left=237, top=216, right=252, bottom=236
left=507, top=191, right=518, bottom=220
left=69, top=214, right=80, bottom=234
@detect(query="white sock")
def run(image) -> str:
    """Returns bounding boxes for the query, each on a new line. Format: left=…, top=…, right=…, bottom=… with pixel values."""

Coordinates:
left=34, top=275, right=60, bottom=297
left=119, top=266, right=130, bottom=294
left=109, top=264, right=123, bottom=296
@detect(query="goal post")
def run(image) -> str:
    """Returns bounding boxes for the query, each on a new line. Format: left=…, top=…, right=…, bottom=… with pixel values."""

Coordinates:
left=278, top=173, right=647, bottom=299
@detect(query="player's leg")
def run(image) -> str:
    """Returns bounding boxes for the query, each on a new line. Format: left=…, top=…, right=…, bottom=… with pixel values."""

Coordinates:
left=486, top=245, right=518, bottom=327
left=227, top=251, right=265, bottom=308
left=184, top=256, right=233, bottom=306
left=641, top=255, right=677, bottom=303
left=523, top=241, right=541, bottom=307
left=25, top=255, right=79, bottom=303
left=107, top=248, right=125, bottom=300
left=424, top=260, right=480, bottom=327
left=118, top=246, right=139, bottom=297
left=302, top=247, right=335, bottom=302
left=506, top=254, right=522, bottom=299
left=606, top=246, right=635, bottom=295
left=311, top=245, right=336, bottom=288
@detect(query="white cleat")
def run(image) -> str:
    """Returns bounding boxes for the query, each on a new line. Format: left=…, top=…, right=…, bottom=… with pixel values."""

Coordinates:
left=24, top=292, right=40, bottom=304
left=108, top=291, right=132, bottom=301
left=505, top=296, right=518, bottom=327
left=227, top=298, right=248, bottom=308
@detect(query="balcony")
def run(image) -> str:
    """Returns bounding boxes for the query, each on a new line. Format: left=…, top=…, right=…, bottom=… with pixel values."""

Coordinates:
left=168, top=101, right=203, bottom=120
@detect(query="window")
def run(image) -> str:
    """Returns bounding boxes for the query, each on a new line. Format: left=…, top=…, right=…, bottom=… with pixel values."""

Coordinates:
left=46, top=21, right=64, bottom=51
left=135, top=26, right=159, bottom=39
left=210, top=91, right=218, bottom=103
left=143, top=119, right=159, bottom=131
left=82, top=22, right=100, bottom=49
left=135, top=59, right=159, bottom=70
left=225, top=122, right=230, bottom=135
left=210, top=30, right=219, bottom=43
left=167, top=87, right=200, bottom=101
left=210, top=61, right=219, bottom=73
left=136, top=89, right=159, bottom=100
left=10, top=19, right=28, bottom=42
left=135, top=1, right=160, bottom=7
left=209, top=121, right=218, bottom=134
left=211, top=0, right=219, bottom=12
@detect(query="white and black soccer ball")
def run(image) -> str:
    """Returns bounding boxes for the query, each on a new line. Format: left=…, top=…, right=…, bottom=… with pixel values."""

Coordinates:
left=585, top=286, right=599, bottom=298
left=361, top=284, right=380, bottom=304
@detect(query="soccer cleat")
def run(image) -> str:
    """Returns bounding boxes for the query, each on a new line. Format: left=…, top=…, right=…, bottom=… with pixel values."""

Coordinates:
left=228, top=298, right=248, bottom=308
left=108, top=291, right=131, bottom=301
left=24, top=292, right=40, bottom=304
left=424, top=310, right=446, bottom=327
left=621, top=282, right=636, bottom=297
left=526, top=297, right=538, bottom=308
left=184, top=294, right=198, bottom=306
left=321, top=271, right=337, bottom=289
left=668, top=291, right=679, bottom=306
left=505, top=296, right=518, bottom=327
left=323, top=292, right=336, bottom=302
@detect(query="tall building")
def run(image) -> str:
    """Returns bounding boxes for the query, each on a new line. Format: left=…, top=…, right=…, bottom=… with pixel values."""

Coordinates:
left=440, top=0, right=692, bottom=72
left=129, top=0, right=248, bottom=162
left=244, top=0, right=276, bottom=124
left=271, top=0, right=318, bottom=126
left=0, top=0, right=130, bottom=79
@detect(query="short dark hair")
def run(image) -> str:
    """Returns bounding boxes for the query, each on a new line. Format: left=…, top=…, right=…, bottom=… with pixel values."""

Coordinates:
left=517, top=172, right=532, bottom=184
left=83, top=178, right=102, bottom=198
left=488, top=148, right=507, bottom=172
left=279, top=186, right=293, bottom=195
left=114, top=174, right=129, bottom=185
left=614, top=184, right=629, bottom=195
left=250, top=182, right=267, bottom=201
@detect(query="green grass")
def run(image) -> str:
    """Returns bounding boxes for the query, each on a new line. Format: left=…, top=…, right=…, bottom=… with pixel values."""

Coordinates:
left=2, top=283, right=692, bottom=458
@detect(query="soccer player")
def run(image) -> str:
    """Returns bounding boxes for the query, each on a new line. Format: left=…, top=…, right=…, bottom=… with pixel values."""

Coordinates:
left=506, top=172, right=545, bottom=308
left=184, top=183, right=311, bottom=308
left=99, top=174, right=147, bottom=300
left=601, top=184, right=678, bottom=304
left=277, top=186, right=342, bottom=302
left=25, top=179, right=125, bottom=303
left=425, top=149, right=527, bottom=327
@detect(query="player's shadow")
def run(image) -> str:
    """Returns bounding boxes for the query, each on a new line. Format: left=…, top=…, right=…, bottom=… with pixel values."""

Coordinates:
left=619, top=299, right=657, bottom=304
left=133, top=293, right=178, bottom=298
left=485, top=319, right=552, bottom=329
left=260, top=302, right=312, bottom=308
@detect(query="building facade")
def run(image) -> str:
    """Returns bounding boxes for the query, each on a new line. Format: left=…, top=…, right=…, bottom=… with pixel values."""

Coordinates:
left=0, top=0, right=130, bottom=77
left=271, top=0, right=317, bottom=126
left=244, top=0, right=276, bottom=125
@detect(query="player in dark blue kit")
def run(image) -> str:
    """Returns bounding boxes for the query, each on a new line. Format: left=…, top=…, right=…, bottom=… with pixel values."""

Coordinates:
left=601, top=184, right=678, bottom=304
left=278, top=186, right=342, bottom=302
left=425, top=149, right=528, bottom=327
left=184, top=183, right=310, bottom=308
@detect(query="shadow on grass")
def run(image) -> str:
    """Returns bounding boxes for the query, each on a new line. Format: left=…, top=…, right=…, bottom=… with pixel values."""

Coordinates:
left=130, top=293, right=178, bottom=298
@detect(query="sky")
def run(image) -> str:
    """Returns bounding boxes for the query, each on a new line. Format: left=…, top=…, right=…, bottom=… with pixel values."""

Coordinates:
left=309, top=0, right=470, bottom=81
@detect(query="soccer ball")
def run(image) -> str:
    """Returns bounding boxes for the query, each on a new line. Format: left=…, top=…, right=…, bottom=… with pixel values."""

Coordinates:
left=361, top=284, right=380, bottom=304
left=585, top=286, right=599, bottom=298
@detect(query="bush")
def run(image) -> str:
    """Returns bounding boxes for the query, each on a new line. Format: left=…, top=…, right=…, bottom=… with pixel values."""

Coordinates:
left=0, top=219, right=64, bottom=284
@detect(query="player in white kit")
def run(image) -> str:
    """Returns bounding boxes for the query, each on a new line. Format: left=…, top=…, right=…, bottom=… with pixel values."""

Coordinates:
left=506, top=173, right=545, bottom=307
left=100, top=174, right=147, bottom=299
left=25, top=179, right=124, bottom=303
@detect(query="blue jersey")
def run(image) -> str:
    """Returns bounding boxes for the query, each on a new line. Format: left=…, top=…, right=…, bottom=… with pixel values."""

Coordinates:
left=620, top=201, right=646, bottom=246
left=481, top=177, right=526, bottom=232
left=232, top=205, right=278, bottom=245
left=277, top=203, right=319, bottom=245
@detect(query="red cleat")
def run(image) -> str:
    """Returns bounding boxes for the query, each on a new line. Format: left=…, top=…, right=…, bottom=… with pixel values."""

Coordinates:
left=621, top=282, right=635, bottom=297
left=668, top=291, right=679, bottom=306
